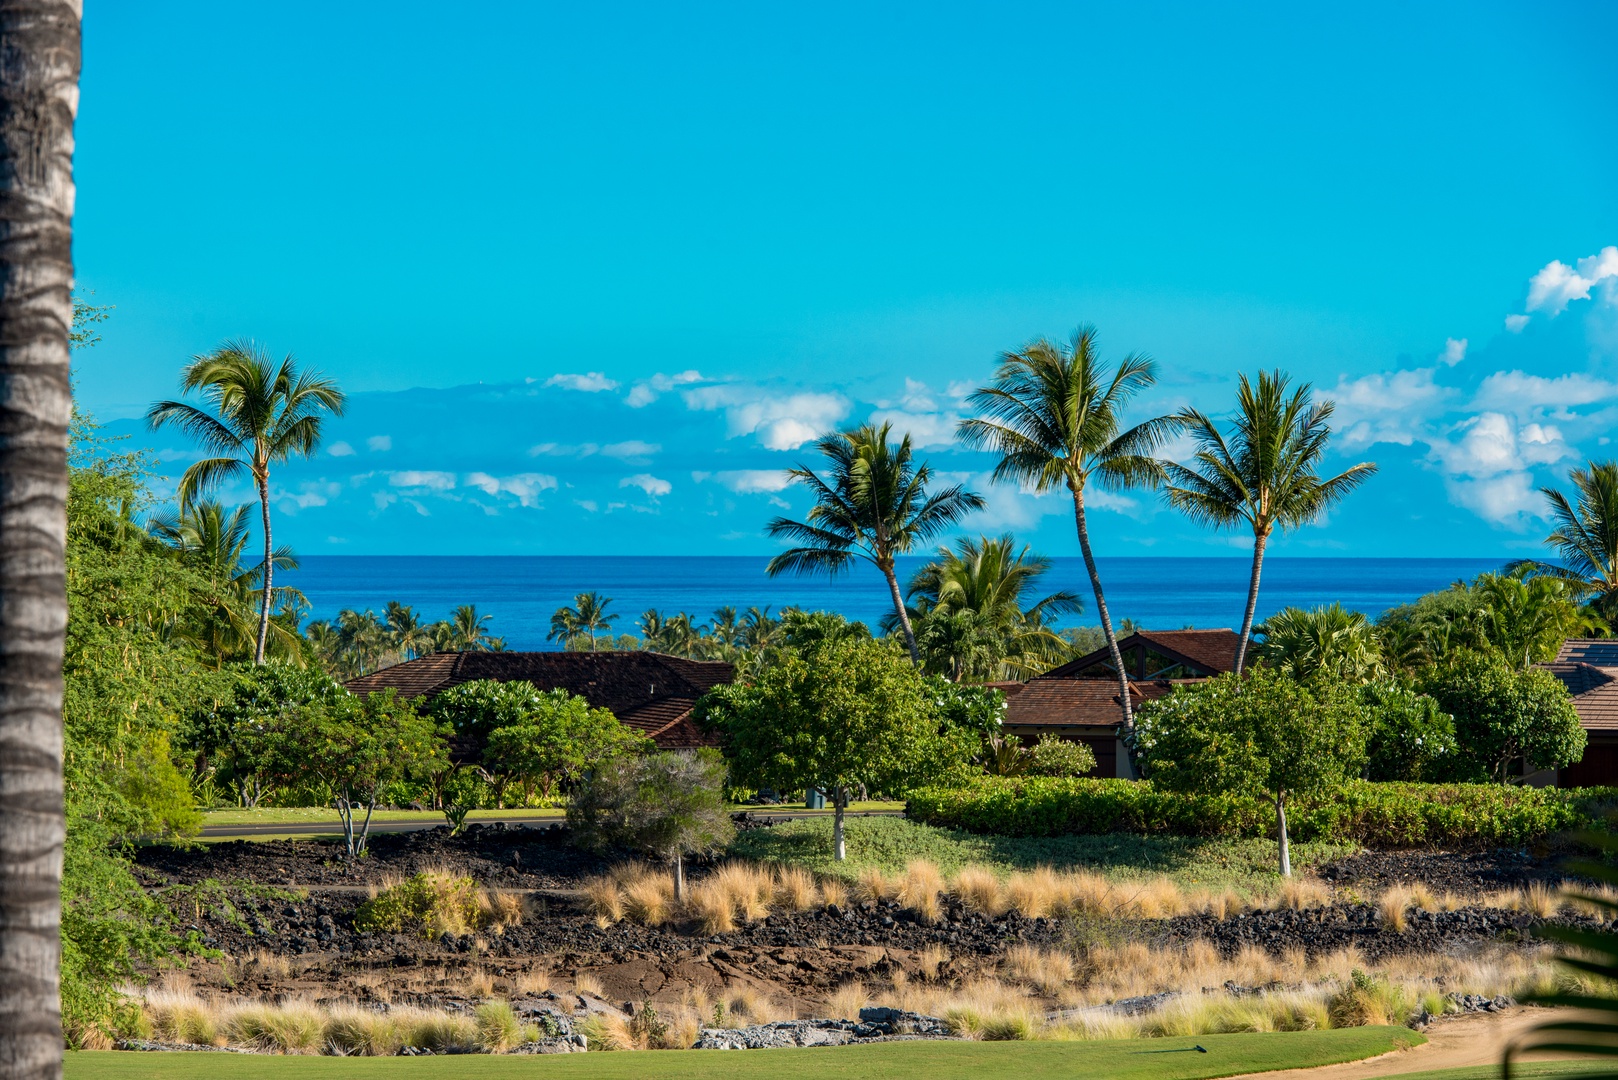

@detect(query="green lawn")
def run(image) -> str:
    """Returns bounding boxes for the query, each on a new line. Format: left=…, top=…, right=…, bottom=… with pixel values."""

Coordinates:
left=201, top=803, right=903, bottom=829
left=1382, top=1062, right=1604, bottom=1079
left=729, top=814, right=1356, bottom=893
left=66, top=1027, right=1417, bottom=1080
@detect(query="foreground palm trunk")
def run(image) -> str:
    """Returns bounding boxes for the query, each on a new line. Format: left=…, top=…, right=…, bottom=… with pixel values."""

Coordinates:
left=1234, top=531, right=1268, bottom=675
left=254, top=475, right=272, bottom=664
left=1072, top=490, right=1134, bottom=770
left=881, top=564, right=920, bottom=665
left=0, top=2, right=79, bottom=1074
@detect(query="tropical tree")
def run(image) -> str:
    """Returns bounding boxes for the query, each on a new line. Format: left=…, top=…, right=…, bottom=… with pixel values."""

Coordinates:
left=0, top=3, right=79, bottom=1064
left=548, top=591, right=617, bottom=651
left=958, top=326, right=1172, bottom=737
left=146, top=340, right=345, bottom=663
left=444, top=603, right=499, bottom=651
left=1163, top=370, right=1376, bottom=674
left=1421, top=653, right=1586, bottom=782
left=767, top=422, right=984, bottom=665
left=385, top=601, right=434, bottom=660
left=1513, top=460, right=1618, bottom=619
left=1472, top=569, right=1606, bottom=668
left=898, top=533, right=1082, bottom=679
left=740, top=606, right=782, bottom=650
left=1254, top=603, right=1384, bottom=682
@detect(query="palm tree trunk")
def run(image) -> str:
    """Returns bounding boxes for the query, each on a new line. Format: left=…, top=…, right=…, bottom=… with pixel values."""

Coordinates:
left=1071, top=488, right=1134, bottom=739
left=0, top=2, right=79, bottom=1070
left=1234, top=529, right=1268, bottom=675
left=254, top=475, right=273, bottom=664
left=882, top=564, right=920, bottom=665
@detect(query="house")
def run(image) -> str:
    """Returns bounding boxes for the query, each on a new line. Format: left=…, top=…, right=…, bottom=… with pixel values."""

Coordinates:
left=1542, top=638, right=1618, bottom=787
left=343, top=651, right=733, bottom=750
left=1003, top=628, right=1242, bottom=778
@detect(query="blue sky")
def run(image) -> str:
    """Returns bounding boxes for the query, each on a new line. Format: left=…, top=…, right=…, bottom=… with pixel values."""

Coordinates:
left=76, top=2, right=1618, bottom=556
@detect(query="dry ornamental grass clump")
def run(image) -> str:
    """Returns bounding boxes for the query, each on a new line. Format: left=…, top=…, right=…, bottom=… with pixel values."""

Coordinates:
left=353, top=871, right=519, bottom=940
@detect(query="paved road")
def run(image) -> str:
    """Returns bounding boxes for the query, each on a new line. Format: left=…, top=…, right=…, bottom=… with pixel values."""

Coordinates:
left=200, top=808, right=903, bottom=839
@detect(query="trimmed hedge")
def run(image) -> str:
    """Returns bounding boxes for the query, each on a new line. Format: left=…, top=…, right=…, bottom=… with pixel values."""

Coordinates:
left=905, top=776, right=1618, bottom=848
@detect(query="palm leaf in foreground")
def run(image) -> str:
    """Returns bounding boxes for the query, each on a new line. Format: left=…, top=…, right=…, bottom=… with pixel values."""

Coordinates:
left=1505, top=833, right=1618, bottom=1078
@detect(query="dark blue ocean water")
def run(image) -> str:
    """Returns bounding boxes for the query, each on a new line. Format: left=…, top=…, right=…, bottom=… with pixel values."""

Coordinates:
left=282, top=556, right=1510, bottom=652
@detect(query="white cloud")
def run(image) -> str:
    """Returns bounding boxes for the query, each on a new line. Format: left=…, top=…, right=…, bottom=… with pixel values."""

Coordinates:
left=1505, top=314, right=1530, bottom=333
left=713, top=469, right=792, bottom=494
left=276, top=481, right=341, bottom=510
left=868, top=407, right=960, bottom=448
left=1445, top=472, right=1539, bottom=528
left=683, top=385, right=850, bottom=450
left=1440, top=338, right=1467, bottom=366
left=626, top=369, right=705, bottom=408
left=1428, top=412, right=1568, bottom=527
left=620, top=473, right=672, bottom=497
left=367, top=435, right=392, bottom=452
left=529, top=442, right=598, bottom=457
left=946, top=380, right=976, bottom=400
left=1324, top=368, right=1450, bottom=448
left=575, top=499, right=599, bottom=513
left=1519, top=246, right=1618, bottom=318
left=545, top=371, right=620, bottom=392
left=464, top=471, right=558, bottom=507
left=1470, top=370, right=1618, bottom=410
left=328, top=441, right=355, bottom=457
left=387, top=470, right=457, bottom=490
left=601, top=440, right=661, bottom=461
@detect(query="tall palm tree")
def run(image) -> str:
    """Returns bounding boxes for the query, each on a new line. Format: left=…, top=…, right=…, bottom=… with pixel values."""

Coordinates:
left=741, top=606, right=782, bottom=650
left=958, top=327, right=1173, bottom=734
left=447, top=603, right=497, bottom=651
left=767, top=422, right=984, bottom=664
left=709, top=606, right=741, bottom=647
left=1163, top=370, right=1377, bottom=675
left=1472, top=570, right=1607, bottom=669
left=1513, top=461, right=1618, bottom=620
left=0, top=4, right=79, bottom=1065
left=146, top=340, right=345, bottom=664
left=385, top=601, right=434, bottom=660
left=548, top=592, right=616, bottom=651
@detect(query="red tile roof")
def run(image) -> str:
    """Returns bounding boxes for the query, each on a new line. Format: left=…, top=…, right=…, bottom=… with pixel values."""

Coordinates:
left=1004, top=678, right=1186, bottom=730
left=345, top=651, right=731, bottom=749
left=1544, top=659, right=1618, bottom=732
left=1038, top=629, right=1241, bottom=681
left=1556, top=639, right=1618, bottom=668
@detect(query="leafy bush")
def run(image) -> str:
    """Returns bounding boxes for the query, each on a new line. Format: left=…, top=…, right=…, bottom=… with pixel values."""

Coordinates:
left=1026, top=734, right=1098, bottom=778
left=1421, top=653, right=1587, bottom=781
left=906, top=776, right=1617, bottom=847
left=354, top=871, right=489, bottom=938
left=1360, top=680, right=1456, bottom=782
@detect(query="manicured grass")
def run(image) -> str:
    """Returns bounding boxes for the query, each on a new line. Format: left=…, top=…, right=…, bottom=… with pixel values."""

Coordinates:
left=201, top=803, right=904, bottom=829
left=65, top=1026, right=1418, bottom=1080
left=728, top=814, right=1357, bottom=893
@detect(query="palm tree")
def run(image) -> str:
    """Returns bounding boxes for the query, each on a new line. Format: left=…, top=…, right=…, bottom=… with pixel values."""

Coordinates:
left=741, top=606, right=781, bottom=650
left=448, top=603, right=497, bottom=651
left=1163, top=370, right=1376, bottom=675
left=1472, top=570, right=1607, bottom=669
left=767, top=422, right=984, bottom=664
left=549, top=592, right=616, bottom=651
left=0, top=5, right=80, bottom=1063
left=1513, top=461, right=1618, bottom=619
left=709, top=606, right=741, bottom=647
left=899, top=533, right=1083, bottom=679
left=385, top=601, right=434, bottom=659
left=1254, top=603, right=1383, bottom=682
left=958, top=327, right=1173, bottom=734
left=146, top=340, right=345, bottom=664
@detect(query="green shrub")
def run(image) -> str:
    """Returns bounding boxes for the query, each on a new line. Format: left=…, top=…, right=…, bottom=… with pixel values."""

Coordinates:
left=906, top=776, right=1618, bottom=847
left=1026, top=735, right=1098, bottom=778
left=353, top=872, right=483, bottom=938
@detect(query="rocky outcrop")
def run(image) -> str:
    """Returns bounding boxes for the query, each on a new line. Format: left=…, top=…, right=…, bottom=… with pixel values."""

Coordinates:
left=693, top=1007, right=955, bottom=1049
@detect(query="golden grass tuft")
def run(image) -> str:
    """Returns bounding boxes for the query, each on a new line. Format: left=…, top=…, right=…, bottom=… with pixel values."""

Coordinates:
left=918, top=943, right=950, bottom=981
left=824, top=981, right=869, bottom=1021
left=1001, top=944, right=1075, bottom=995
left=573, top=971, right=606, bottom=998
left=818, top=876, right=849, bottom=909
left=899, top=861, right=945, bottom=923
left=855, top=866, right=899, bottom=904
left=581, top=875, right=624, bottom=925
left=953, top=865, right=1004, bottom=915
left=772, top=865, right=819, bottom=911
left=687, top=879, right=737, bottom=934
left=622, top=874, right=675, bottom=926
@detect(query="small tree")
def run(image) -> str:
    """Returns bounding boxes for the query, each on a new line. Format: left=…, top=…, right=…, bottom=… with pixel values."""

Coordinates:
left=262, top=689, right=446, bottom=855
left=568, top=749, right=734, bottom=899
left=1135, top=668, right=1367, bottom=876
left=1422, top=652, right=1587, bottom=782
left=1359, top=679, right=1456, bottom=782
left=195, top=664, right=347, bottom=806
left=1027, top=734, right=1098, bottom=778
left=701, top=637, right=969, bottom=861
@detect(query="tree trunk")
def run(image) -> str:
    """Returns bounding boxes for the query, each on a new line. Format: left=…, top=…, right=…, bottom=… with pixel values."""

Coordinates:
left=882, top=563, right=920, bottom=665
left=1275, top=793, right=1291, bottom=878
left=1071, top=487, right=1133, bottom=739
left=832, top=786, right=847, bottom=862
left=671, top=848, right=685, bottom=902
left=254, top=474, right=273, bottom=664
left=1234, top=529, right=1268, bottom=676
left=0, top=3, right=79, bottom=1072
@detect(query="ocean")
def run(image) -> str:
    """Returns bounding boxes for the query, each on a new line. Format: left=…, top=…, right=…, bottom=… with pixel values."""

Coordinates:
left=281, top=556, right=1511, bottom=651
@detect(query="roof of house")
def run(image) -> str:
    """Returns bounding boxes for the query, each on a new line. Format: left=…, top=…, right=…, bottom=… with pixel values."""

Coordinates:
left=1036, top=628, right=1241, bottom=681
left=1557, top=639, right=1618, bottom=668
left=344, top=651, right=733, bottom=749
left=1004, top=678, right=1188, bottom=730
left=1544, top=658, right=1618, bottom=731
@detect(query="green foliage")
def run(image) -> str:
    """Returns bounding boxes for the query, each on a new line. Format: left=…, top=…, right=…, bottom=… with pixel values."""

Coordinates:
left=1026, top=734, right=1098, bottom=778
left=1255, top=603, right=1383, bottom=681
left=1135, top=669, right=1368, bottom=807
left=567, top=749, right=735, bottom=879
left=906, top=775, right=1610, bottom=847
left=1421, top=652, right=1587, bottom=781
left=353, top=872, right=483, bottom=938
left=1359, top=679, right=1457, bottom=782
left=701, top=636, right=972, bottom=803
left=779, top=608, right=870, bottom=648
left=189, top=663, right=347, bottom=805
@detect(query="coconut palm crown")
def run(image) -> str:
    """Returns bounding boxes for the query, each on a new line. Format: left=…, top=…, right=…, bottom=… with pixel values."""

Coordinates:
left=957, top=326, right=1174, bottom=735
left=1163, top=370, right=1376, bottom=675
left=766, top=422, right=985, bottom=664
left=146, top=340, right=345, bottom=663
left=1512, top=460, right=1618, bottom=620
